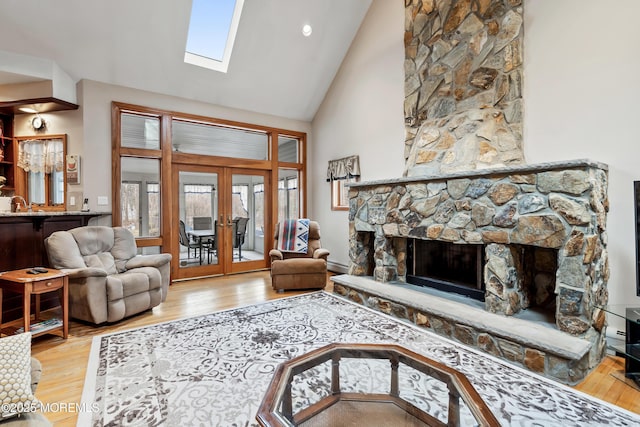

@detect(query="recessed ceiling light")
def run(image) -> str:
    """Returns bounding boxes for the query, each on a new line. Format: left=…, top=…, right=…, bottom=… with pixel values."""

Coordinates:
left=302, top=24, right=312, bottom=37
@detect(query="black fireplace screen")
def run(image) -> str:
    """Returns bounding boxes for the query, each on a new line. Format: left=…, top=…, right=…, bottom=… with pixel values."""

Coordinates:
left=407, top=239, right=485, bottom=301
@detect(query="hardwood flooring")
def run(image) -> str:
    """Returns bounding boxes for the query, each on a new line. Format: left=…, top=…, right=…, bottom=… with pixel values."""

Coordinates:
left=27, top=271, right=639, bottom=426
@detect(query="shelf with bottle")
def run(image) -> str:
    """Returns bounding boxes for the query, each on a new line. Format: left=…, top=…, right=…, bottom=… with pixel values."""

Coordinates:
left=0, top=137, right=9, bottom=163
left=0, top=114, right=13, bottom=189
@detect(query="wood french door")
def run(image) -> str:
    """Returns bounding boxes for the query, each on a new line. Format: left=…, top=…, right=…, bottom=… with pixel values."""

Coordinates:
left=172, top=164, right=270, bottom=280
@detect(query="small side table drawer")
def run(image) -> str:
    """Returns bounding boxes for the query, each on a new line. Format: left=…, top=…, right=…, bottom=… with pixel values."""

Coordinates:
left=0, top=268, right=69, bottom=339
left=32, top=277, right=64, bottom=293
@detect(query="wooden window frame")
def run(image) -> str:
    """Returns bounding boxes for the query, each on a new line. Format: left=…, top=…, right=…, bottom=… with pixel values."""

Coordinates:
left=13, top=134, right=68, bottom=212
left=112, top=102, right=308, bottom=262
left=331, top=177, right=357, bottom=211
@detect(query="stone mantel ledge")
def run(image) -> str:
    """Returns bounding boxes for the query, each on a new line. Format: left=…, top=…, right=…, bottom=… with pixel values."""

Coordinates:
left=349, top=159, right=608, bottom=189
left=332, top=274, right=591, bottom=362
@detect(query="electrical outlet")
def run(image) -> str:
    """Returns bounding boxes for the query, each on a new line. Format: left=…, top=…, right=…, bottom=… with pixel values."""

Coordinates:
left=70, top=196, right=76, bottom=206
left=97, top=196, right=109, bottom=205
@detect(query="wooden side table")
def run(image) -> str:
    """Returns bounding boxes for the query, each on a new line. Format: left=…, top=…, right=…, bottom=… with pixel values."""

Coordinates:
left=0, top=268, right=68, bottom=339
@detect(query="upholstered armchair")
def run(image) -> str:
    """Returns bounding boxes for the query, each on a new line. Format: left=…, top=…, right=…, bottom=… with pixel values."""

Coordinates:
left=269, top=220, right=329, bottom=291
left=44, top=226, right=172, bottom=324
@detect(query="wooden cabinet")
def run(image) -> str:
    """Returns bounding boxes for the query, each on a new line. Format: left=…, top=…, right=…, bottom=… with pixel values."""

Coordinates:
left=0, top=213, right=105, bottom=322
left=0, top=113, right=14, bottom=193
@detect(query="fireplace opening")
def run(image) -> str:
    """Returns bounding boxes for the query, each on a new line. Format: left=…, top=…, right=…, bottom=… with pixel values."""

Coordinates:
left=407, top=239, right=485, bottom=301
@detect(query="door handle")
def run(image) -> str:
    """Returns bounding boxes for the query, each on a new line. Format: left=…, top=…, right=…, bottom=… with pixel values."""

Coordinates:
left=219, top=215, right=225, bottom=228
left=227, top=215, right=233, bottom=227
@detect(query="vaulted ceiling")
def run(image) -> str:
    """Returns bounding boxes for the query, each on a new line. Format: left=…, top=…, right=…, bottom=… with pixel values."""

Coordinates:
left=0, top=0, right=372, bottom=121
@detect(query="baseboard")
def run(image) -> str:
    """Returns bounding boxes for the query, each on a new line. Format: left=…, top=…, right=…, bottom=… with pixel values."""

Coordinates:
left=327, top=260, right=348, bottom=274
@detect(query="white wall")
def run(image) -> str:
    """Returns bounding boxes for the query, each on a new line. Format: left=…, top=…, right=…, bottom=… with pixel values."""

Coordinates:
left=311, top=0, right=406, bottom=271
left=312, top=0, right=640, bottom=311
left=14, top=79, right=311, bottom=226
left=524, top=0, right=640, bottom=308
left=78, top=79, right=311, bottom=212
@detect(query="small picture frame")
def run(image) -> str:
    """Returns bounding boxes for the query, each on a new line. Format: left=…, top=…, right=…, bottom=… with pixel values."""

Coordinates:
left=67, top=154, right=81, bottom=185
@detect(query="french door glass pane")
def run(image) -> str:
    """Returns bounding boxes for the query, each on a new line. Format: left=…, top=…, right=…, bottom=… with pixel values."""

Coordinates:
left=232, top=174, right=264, bottom=263
left=184, top=184, right=214, bottom=227
left=121, top=157, right=161, bottom=237
left=179, top=171, right=218, bottom=267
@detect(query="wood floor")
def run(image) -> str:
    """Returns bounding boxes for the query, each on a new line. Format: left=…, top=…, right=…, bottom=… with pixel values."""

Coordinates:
left=28, top=271, right=639, bottom=426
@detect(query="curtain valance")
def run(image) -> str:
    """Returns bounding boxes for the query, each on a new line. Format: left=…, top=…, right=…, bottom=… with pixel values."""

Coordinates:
left=326, top=155, right=360, bottom=181
left=17, top=138, right=64, bottom=174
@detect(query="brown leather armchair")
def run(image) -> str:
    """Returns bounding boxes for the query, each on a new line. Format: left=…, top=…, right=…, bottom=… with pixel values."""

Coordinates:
left=269, top=221, right=329, bottom=291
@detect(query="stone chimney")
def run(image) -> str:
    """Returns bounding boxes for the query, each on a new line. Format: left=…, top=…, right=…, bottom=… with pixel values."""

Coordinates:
left=404, top=0, right=524, bottom=176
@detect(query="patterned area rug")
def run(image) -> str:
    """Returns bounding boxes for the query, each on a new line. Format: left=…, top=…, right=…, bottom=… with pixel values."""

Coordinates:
left=79, top=292, right=639, bottom=426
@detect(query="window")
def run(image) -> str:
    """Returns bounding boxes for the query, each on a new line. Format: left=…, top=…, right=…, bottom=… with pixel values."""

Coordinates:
left=331, top=177, right=356, bottom=211
left=277, top=134, right=303, bottom=222
left=15, top=135, right=67, bottom=210
left=172, top=119, right=268, bottom=160
left=120, top=179, right=162, bottom=238
left=327, top=155, right=360, bottom=211
left=278, top=136, right=299, bottom=163
left=120, top=157, right=161, bottom=238
left=232, top=184, right=249, bottom=218
left=254, top=183, right=264, bottom=235
left=114, top=102, right=307, bottom=256
left=147, top=183, right=160, bottom=237
left=184, top=0, right=245, bottom=73
left=121, top=181, right=141, bottom=236
left=184, top=184, right=214, bottom=228
left=278, top=171, right=299, bottom=222
left=121, top=113, right=159, bottom=150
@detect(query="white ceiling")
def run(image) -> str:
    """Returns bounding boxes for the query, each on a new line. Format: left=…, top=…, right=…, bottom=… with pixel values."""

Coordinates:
left=0, top=0, right=372, bottom=121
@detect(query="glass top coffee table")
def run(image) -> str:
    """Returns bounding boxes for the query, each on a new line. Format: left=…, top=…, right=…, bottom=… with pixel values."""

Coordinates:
left=256, top=343, right=499, bottom=427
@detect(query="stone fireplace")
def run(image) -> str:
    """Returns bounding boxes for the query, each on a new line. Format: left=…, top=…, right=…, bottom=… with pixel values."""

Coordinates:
left=331, top=0, right=610, bottom=385
left=347, top=161, right=609, bottom=329
left=333, top=160, right=609, bottom=384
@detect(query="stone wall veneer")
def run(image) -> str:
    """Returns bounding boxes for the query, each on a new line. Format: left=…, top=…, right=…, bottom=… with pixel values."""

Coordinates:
left=404, top=0, right=525, bottom=175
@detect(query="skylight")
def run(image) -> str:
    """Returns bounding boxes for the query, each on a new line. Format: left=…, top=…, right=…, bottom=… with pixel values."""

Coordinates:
left=184, top=0, right=244, bottom=73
